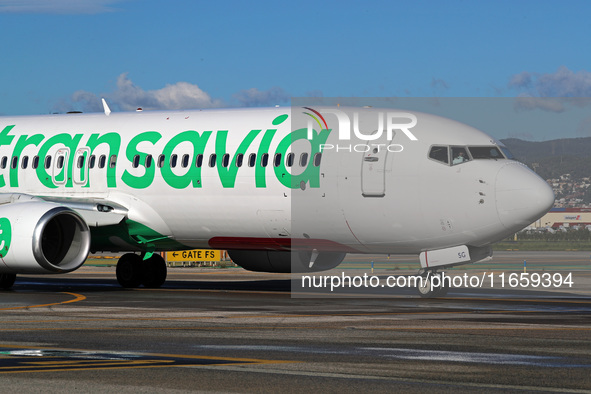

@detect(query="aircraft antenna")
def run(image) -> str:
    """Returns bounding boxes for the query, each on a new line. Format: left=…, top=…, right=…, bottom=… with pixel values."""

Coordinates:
left=102, top=98, right=112, bottom=116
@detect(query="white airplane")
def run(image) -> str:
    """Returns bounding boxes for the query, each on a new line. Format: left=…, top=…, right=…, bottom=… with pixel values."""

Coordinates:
left=0, top=103, right=554, bottom=296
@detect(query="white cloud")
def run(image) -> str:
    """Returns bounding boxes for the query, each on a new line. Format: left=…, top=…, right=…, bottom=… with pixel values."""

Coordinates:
left=61, top=73, right=224, bottom=113
left=111, top=73, right=223, bottom=111
left=0, top=0, right=124, bottom=14
left=508, top=72, right=532, bottom=89
left=71, top=90, right=104, bottom=112
left=58, top=74, right=293, bottom=113
left=535, top=66, right=591, bottom=97
left=232, top=87, right=290, bottom=107
left=509, top=67, right=591, bottom=112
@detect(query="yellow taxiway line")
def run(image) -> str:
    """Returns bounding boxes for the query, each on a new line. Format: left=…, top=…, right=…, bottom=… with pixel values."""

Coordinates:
left=0, top=292, right=86, bottom=311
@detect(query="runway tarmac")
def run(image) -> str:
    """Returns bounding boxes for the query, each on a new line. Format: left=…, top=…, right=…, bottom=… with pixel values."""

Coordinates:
left=1, top=251, right=590, bottom=392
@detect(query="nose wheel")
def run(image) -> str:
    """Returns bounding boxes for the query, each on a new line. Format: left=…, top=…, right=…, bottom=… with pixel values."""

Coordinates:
left=116, top=253, right=167, bottom=288
left=416, top=269, right=449, bottom=298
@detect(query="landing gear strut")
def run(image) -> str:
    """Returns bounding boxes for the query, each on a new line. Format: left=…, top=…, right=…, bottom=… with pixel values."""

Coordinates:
left=0, top=273, right=16, bottom=290
left=416, top=269, right=449, bottom=298
left=116, top=253, right=167, bottom=288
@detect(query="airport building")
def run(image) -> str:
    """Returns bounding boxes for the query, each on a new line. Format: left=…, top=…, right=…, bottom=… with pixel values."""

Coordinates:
left=530, top=208, right=591, bottom=229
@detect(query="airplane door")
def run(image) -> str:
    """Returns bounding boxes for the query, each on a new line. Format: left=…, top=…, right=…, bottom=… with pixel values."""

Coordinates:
left=73, top=147, right=90, bottom=186
left=53, top=148, right=69, bottom=186
left=361, top=131, right=391, bottom=197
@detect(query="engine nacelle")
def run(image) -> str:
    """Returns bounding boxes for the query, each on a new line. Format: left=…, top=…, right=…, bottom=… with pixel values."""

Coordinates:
left=228, top=250, right=346, bottom=273
left=0, top=201, right=91, bottom=274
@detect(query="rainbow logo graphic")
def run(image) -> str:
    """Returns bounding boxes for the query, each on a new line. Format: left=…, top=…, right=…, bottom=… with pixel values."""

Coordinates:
left=302, top=107, right=328, bottom=131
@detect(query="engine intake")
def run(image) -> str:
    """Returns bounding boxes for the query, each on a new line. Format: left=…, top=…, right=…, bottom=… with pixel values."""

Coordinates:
left=0, top=202, right=91, bottom=274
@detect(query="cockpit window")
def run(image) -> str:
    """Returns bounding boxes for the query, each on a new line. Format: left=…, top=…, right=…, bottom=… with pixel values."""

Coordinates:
left=451, top=147, right=470, bottom=165
left=499, top=146, right=514, bottom=160
left=428, top=146, right=449, bottom=164
left=430, top=145, right=511, bottom=166
left=468, top=146, right=503, bottom=160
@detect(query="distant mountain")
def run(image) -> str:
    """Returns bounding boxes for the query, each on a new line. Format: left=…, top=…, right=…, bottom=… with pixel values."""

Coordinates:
left=500, top=137, right=591, bottom=180
left=501, top=137, right=591, bottom=160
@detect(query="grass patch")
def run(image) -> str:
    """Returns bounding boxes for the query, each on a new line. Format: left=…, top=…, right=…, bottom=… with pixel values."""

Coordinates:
left=493, top=241, right=591, bottom=251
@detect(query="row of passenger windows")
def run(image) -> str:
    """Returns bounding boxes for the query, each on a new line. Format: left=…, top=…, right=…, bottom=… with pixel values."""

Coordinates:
left=140, top=152, right=322, bottom=169
left=0, top=155, right=118, bottom=170
left=0, top=152, right=322, bottom=170
left=428, top=145, right=507, bottom=166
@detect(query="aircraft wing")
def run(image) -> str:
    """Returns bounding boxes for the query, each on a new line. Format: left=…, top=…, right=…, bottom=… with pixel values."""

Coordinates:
left=0, top=193, right=128, bottom=227
left=38, top=195, right=128, bottom=227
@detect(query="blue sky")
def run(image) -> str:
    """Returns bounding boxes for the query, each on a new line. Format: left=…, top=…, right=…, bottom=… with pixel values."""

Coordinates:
left=1, top=0, right=591, bottom=140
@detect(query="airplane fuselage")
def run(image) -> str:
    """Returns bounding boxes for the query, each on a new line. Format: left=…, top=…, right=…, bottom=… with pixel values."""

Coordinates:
left=0, top=106, right=554, bottom=285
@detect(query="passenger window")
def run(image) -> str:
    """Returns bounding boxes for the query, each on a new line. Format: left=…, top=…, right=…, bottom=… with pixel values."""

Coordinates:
left=32, top=156, right=39, bottom=169
left=261, top=153, right=269, bottom=167
left=109, top=155, right=117, bottom=168
left=236, top=153, right=244, bottom=167
left=451, top=147, right=470, bottom=165
left=21, top=156, right=29, bottom=169
left=300, top=153, right=308, bottom=167
left=222, top=154, right=230, bottom=168
left=209, top=154, right=216, bottom=167
left=89, top=155, right=96, bottom=169
left=157, top=155, right=165, bottom=168
left=286, top=153, right=294, bottom=167
left=44, top=156, right=51, bottom=169
left=132, top=155, right=140, bottom=168
left=248, top=153, right=256, bottom=167
left=273, top=153, right=281, bottom=167
left=145, top=155, right=152, bottom=168
left=170, top=154, right=178, bottom=168
left=77, top=155, right=84, bottom=169
left=429, top=146, right=449, bottom=164
left=195, top=154, right=203, bottom=167
left=181, top=154, right=190, bottom=168
left=1, top=156, right=7, bottom=169
left=56, top=156, right=64, bottom=169
left=313, top=153, right=322, bottom=167
left=99, top=155, right=106, bottom=169
left=11, top=156, right=17, bottom=169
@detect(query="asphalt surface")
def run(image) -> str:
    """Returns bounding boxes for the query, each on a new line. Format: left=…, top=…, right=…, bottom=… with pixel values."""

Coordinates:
left=1, top=251, right=590, bottom=393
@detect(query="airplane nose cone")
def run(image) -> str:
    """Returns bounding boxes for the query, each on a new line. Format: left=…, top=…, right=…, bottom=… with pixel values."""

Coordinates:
left=495, top=163, right=555, bottom=230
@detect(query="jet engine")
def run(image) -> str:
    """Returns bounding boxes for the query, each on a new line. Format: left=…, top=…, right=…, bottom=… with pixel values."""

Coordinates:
left=0, top=201, right=91, bottom=274
left=228, top=250, right=346, bottom=273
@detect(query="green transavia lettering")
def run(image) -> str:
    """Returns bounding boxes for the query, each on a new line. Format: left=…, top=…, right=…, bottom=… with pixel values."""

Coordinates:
left=0, top=115, right=328, bottom=190
left=0, top=217, right=11, bottom=258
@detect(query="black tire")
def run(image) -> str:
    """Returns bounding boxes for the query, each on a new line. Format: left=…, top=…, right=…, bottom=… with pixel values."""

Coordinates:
left=142, top=254, right=167, bottom=288
left=417, top=272, right=434, bottom=298
left=116, top=253, right=143, bottom=288
left=0, top=273, right=16, bottom=289
left=417, top=271, right=448, bottom=298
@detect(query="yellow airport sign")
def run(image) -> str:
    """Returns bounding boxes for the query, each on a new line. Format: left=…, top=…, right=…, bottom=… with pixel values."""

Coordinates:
left=166, top=249, right=222, bottom=262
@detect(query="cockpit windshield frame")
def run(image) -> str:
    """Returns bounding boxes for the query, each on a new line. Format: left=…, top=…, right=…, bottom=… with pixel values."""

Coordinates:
left=428, top=144, right=511, bottom=167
